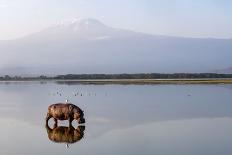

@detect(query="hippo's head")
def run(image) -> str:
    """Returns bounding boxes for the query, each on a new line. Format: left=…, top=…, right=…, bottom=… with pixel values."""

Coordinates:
left=73, top=107, right=85, bottom=124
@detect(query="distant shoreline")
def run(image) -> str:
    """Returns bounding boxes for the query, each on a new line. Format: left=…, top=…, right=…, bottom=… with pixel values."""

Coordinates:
left=1, top=73, right=232, bottom=84
left=51, top=78, right=232, bottom=84
left=1, top=78, right=232, bottom=84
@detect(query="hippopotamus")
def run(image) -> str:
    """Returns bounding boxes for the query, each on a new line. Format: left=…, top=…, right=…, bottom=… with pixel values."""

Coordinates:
left=46, top=124, right=85, bottom=144
left=46, top=103, right=85, bottom=125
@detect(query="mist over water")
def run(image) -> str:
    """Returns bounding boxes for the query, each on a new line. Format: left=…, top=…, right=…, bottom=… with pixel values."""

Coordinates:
left=0, top=82, right=232, bottom=155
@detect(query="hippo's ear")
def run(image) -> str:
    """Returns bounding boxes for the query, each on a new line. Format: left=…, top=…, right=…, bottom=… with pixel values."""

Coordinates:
left=69, top=105, right=73, bottom=111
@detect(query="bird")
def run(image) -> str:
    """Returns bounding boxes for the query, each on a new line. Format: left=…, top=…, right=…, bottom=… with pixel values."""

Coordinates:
left=65, top=99, right=69, bottom=103
left=66, top=143, right=69, bottom=149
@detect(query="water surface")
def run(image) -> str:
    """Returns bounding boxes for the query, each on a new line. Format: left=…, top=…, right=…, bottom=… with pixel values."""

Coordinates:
left=0, top=82, right=232, bottom=155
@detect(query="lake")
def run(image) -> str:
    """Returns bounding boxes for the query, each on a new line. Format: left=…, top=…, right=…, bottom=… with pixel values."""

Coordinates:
left=0, top=81, right=232, bottom=155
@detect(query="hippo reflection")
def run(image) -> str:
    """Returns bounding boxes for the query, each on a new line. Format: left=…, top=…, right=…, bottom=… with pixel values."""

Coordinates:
left=46, top=103, right=85, bottom=125
left=46, top=123, right=85, bottom=145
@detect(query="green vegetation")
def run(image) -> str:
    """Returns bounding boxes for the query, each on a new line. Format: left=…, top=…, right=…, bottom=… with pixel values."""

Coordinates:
left=57, top=79, right=232, bottom=85
left=54, top=73, right=232, bottom=79
left=0, top=73, right=232, bottom=84
left=1, top=73, right=232, bottom=80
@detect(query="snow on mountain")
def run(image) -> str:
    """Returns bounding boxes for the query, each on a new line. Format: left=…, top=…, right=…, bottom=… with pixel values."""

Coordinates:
left=30, top=18, right=135, bottom=41
left=55, top=18, right=108, bottom=31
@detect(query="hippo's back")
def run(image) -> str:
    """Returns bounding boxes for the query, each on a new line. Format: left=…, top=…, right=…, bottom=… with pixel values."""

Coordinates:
left=48, top=103, right=73, bottom=120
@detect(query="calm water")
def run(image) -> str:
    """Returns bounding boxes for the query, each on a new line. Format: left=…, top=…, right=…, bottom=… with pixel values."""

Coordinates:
left=0, top=81, right=232, bottom=155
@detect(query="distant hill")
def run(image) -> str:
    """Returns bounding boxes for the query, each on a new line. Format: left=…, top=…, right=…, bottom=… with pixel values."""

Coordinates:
left=215, top=67, right=232, bottom=74
left=0, top=18, right=232, bottom=75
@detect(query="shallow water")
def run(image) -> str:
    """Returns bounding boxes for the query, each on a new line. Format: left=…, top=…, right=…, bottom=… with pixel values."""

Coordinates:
left=0, top=82, right=232, bottom=155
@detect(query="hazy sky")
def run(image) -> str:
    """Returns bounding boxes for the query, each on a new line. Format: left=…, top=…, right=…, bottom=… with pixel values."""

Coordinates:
left=0, top=0, right=232, bottom=40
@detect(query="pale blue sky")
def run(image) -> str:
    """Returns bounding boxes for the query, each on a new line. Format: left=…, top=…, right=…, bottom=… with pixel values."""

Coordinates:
left=0, top=0, right=232, bottom=40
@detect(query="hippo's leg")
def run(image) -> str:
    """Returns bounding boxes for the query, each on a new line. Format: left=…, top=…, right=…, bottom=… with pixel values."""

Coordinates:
left=68, top=118, right=73, bottom=126
left=46, top=113, right=52, bottom=124
left=54, top=118, right=58, bottom=125
left=53, top=122, right=57, bottom=128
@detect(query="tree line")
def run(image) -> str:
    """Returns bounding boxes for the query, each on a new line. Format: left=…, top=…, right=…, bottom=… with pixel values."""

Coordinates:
left=0, top=73, right=232, bottom=80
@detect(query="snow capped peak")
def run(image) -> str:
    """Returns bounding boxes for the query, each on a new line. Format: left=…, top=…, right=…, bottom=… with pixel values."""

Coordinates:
left=41, top=18, right=117, bottom=39
left=55, top=18, right=107, bottom=31
left=38, top=18, right=134, bottom=40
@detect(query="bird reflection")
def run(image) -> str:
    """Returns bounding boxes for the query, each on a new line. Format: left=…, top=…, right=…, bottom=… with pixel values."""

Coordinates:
left=46, top=123, right=85, bottom=146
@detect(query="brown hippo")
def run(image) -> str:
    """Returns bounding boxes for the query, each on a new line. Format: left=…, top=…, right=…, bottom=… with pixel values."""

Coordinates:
left=46, top=103, right=85, bottom=125
left=46, top=123, right=85, bottom=144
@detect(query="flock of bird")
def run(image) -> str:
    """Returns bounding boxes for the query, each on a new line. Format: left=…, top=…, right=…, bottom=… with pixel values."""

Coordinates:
left=48, top=91, right=107, bottom=97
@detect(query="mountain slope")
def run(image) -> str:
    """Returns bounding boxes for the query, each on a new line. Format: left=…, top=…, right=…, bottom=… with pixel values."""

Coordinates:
left=215, top=67, right=232, bottom=74
left=0, top=18, right=232, bottom=75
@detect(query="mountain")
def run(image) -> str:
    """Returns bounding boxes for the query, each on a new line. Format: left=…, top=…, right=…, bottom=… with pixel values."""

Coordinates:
left=215, top=67, right=232, bottom=74
left=0, top=18, right=232, bottom=75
